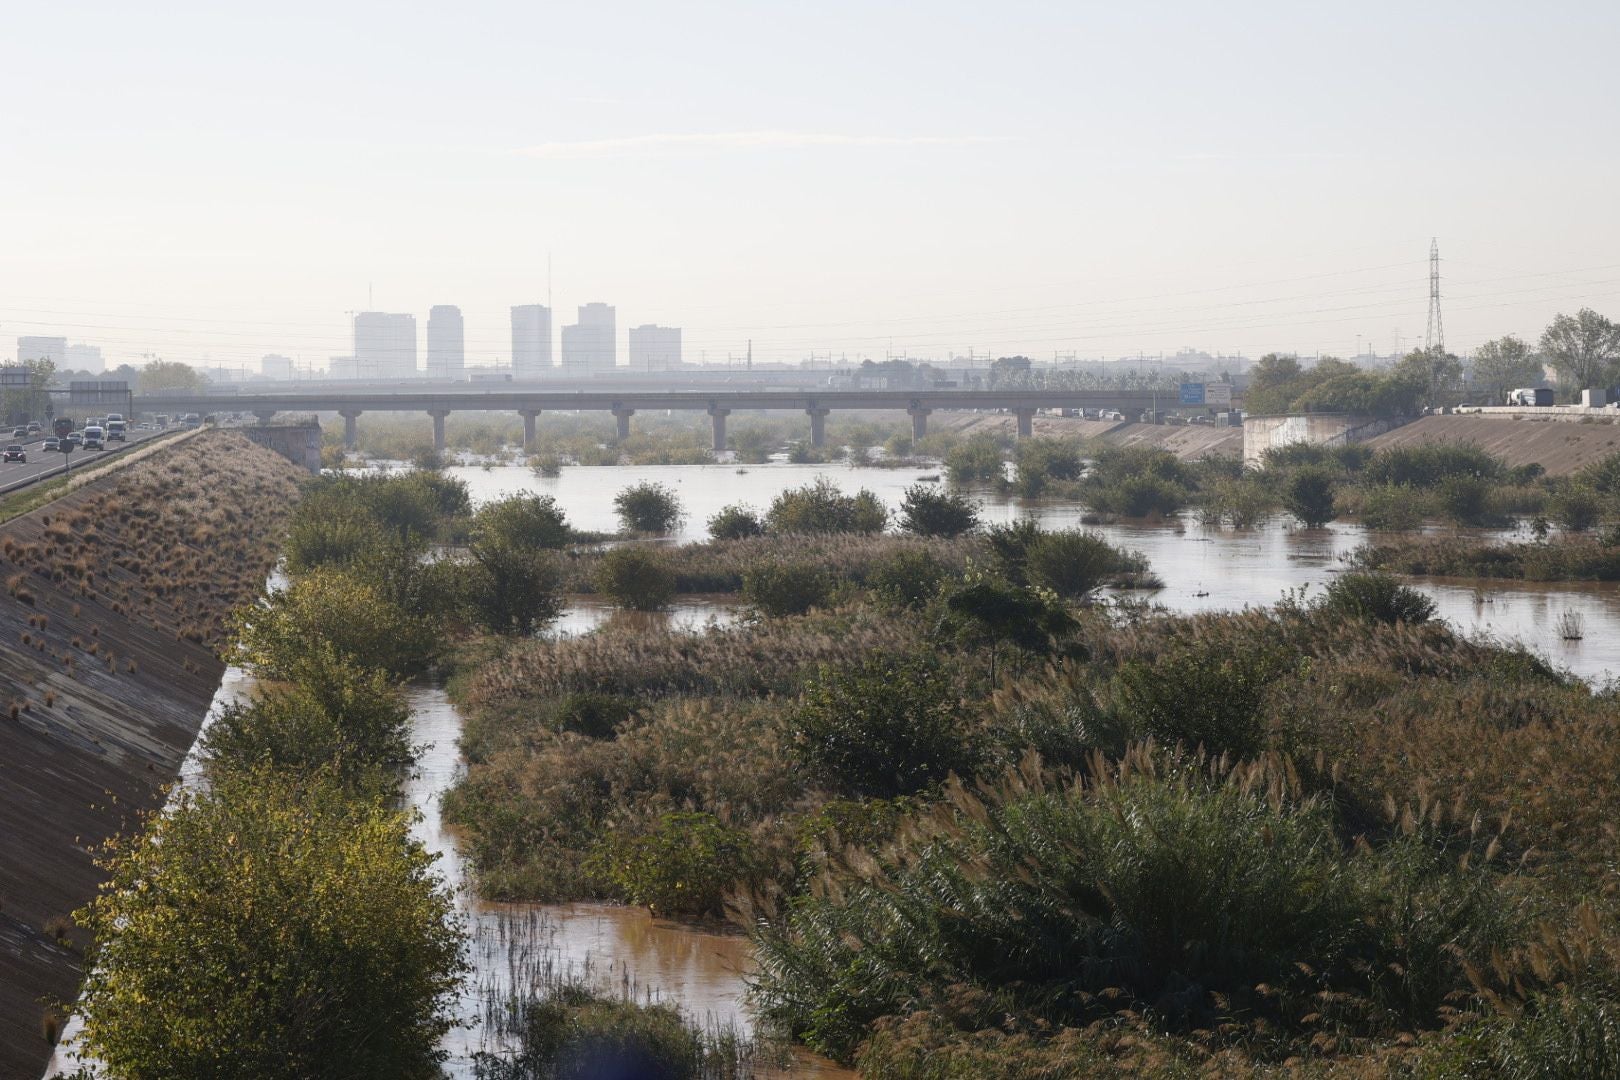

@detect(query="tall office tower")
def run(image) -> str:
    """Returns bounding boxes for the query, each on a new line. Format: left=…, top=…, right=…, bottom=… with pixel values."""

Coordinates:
left=426, top=305, right=466, bottom=380
left=511, top=304, right=552, bottom=377
left=628, top=325, right=682, bottom=371
left=352, top=312, right=418, bottom=379
left=560, top=302, right=616, bottom=372
left=66, top=343, right=105, bottom=373
left=16, top=336, right=67, bottom=366
left=261, top=353, right=294, bottom=380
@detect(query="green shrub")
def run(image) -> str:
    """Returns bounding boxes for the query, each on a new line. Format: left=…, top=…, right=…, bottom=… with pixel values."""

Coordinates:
left=1283, top=464, right=1337, bottom=527
left=201, top=648, right=411, bottom=786
left=791, top=654, right=974, bottom=798
left=73, top=768, right=466, bottom=1079
left=1023, top=529, right=1137, bottom=599
left=593, top=546, right=676, bottom=611
left=706, top=503, right=765, bottom=540
left=741, top=560, right=833, bottom=616
left=1551, top=484, right=1604, bottom=532
left=588, top=811, right=756, bottom=919
left=283, top=503, right=377, bottom=572
left=868, top=548, right=948, bottom=609
left=1358, top=484, right=1424, bottom=531
left=474, top=493, right=572, bottom=550
left=1318, top=571, right=1437, bottom=625
left=613, top=482, right=684, bottom=534
left=1012, top=438, right=1083, bottom=495
left=897, top=484, right=981, bottom=537
left=1087, top=473, right=1186, bottom=517
left=984, top=519, right=1041, bottom=585
left=464, top=539, right=565, bottom=634
left=944, top=435, right=1004, bottom=483
left=1577, top=451, right=1620, bottom=496
left=1112, top=634, right=1292, bottom=757
left=937, top=577, right=1078, bottom=681
left=765, top=478, right=887, bottom=534
left=542, top=692, right=639, bottom=739
left=1364, top=442, right=1504, bottom=488
left=1438, top=475, right=1496, bottom=525
left=234, top=566, right=438, bottom=678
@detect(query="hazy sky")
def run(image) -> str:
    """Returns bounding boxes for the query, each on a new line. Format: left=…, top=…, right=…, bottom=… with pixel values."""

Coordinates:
left=2, top=1, right=1617, bottom=369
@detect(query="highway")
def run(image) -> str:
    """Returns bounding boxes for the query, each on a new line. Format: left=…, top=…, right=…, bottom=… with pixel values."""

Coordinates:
left=0, top=425, right=171, bottom=496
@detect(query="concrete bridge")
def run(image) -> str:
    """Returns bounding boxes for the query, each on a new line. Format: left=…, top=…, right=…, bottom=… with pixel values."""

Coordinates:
left=133, top=388, right=1197, bottom=452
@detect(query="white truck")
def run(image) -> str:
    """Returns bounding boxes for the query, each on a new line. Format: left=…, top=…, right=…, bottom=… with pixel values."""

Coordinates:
left=82, top=425, right=105, bottom=450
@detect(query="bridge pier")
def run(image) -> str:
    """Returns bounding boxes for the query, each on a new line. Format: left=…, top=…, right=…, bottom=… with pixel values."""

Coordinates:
left=340, top=409, right=361, bottom=449
left=708, top=406, right=731, bottom=453
left=806, top=406, right=830, bottom=448
left=429, top=409, right=450, bottom=451
left=253, top=409, right=277, bottom=425
left=520, top=409, right=539, bottom=451
left=612, top=407, right=635, bottom=441
left=908, top=406, right=932, bottom=441
left=1015, top=408, right=1036, bottom=439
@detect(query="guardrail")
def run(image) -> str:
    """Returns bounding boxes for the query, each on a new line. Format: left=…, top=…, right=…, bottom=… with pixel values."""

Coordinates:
left=0, top=429, right=185, bottom=498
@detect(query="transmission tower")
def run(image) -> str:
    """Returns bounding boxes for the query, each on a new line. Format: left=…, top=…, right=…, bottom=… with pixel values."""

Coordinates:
left=1424, top=238, right=1444, bottom=355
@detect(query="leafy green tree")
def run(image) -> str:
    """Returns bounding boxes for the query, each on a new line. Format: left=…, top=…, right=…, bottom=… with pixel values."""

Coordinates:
left=201, top=647, right=412, bottom=785
left=1243, top=353, right=1305, bottom=414
left=613, top=482, right=684, bottom=534
left=1391, top=348, right=1465, bottom=409
left=588, top=811, right=757, bottom=918
left=943, top=435, right=1004, bottom=483
left=897, top=484, right=980, bottom=537
left=1023, top=529, right=1137, bottom=599
left=1317, top=571, right=1437, bottom=626
left=463, top=539, right=565, bottom=634
left=707, top=503, right=765, bottom=540
left=0, top=357, right=54, bottom=425
left=937, top=576, right=1078, bottom=681
left=741, top=560, right=833, bottom=616
left=473, top=493, right=572, bottom=550
left=1540, top=308, right=1620, bottom=394
left=234, top=566, right=437, bottom=677
left=135, top=358, right=209, bottom=395
left=1470, top=335, right=1544, bottom=404
left=593, top=546, right=676, bottom=610
left=766, top=478, right=887, bottom=534
left=73, top=769, right=467, bottom=1080
left=1284, top=465, right=1338, bottom=527
left=868, top=548, right=949, bottom=609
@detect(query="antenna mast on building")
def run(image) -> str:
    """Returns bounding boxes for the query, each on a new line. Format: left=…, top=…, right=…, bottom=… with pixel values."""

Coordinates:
left=1424, top=238, right=1444, bottom=355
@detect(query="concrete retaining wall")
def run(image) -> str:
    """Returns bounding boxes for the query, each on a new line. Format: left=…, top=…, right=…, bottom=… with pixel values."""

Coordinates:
left=1242, top=414, right=1408, bottom=466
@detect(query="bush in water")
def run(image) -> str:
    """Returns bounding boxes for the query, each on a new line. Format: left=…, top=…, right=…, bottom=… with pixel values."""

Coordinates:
left=594, top=546, right=676, bottom=611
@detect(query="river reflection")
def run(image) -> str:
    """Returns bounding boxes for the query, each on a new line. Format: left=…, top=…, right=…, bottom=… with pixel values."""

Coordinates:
left=406, top=687, right=852, bottom=1078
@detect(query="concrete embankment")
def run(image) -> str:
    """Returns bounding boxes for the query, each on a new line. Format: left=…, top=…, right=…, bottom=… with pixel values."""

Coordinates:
left=1362, top=413, right=1620, bottom=476
left=938, top=410, right=1243, bottom=459
left=0, top=431, right=303, bottom=1079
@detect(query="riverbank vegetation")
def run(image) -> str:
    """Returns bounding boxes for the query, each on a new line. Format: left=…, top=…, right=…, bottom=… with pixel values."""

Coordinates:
left=428, top=460, right=1620, bottom=1074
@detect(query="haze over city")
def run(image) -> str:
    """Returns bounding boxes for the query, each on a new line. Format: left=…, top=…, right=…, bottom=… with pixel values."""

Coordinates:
left=4, top=1, right=1618, bottom=371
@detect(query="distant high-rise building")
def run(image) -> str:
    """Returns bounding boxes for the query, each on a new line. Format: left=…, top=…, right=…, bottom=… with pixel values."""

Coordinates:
left=426, top=306, right=466, bottom=380
left=353, top=312, right=417, bottom=379
left=511, top=304, right=552, bottom=378
left=66, top=343, right=105, bottom=373
left=329, top=355, right=361, bottom=380
left=261, top=354, right=294, bottom=380
left=561, top=303, right=616, bottom=371
left=17, top=336, right=67, bottom=366
left=628, top=325, right=682, bottom=371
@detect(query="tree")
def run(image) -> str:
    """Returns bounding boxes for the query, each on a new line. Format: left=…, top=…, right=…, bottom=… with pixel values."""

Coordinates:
left=766, top=478, right=887, bottom=534
left=1539, top=308, right=1620, bottom=395
left=1283, top=465, right=1337, bottom=527
left=613, top=482, right=684, bottom=534
left=136, top=359, right=209, bottom=395
left=0, top=357, right=54, bottom=425
left=1470, top=336, right=1543, bottom=404
left=233, top=566, right=437, bottom=678
left=473, top=493, right=572, bottom=550
left=1243, top=353, right=1304, bottom=415
left=593, top=546, right=676, bottom=610
left=463, top=539, right=565, bottom=634
left=73, top=768, right=467, bottom=1080
left=936, top=576, right=1078, bottom=681
left=897, top=484, right=980, bottom=537
left=1391, top=348, right=1464, bottom=409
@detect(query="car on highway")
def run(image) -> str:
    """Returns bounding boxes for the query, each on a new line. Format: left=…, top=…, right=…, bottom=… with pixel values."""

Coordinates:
left=42, top=436, right=59, bottom=452
left=26, top=422, right=41, bottom=435
left=11, top=427, right=26, bottom=439
left=3, top=445, right=25, bottom=463
left=82, top=425, right=105, bottom=450
left=64, top=432, right=82, bottom=448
